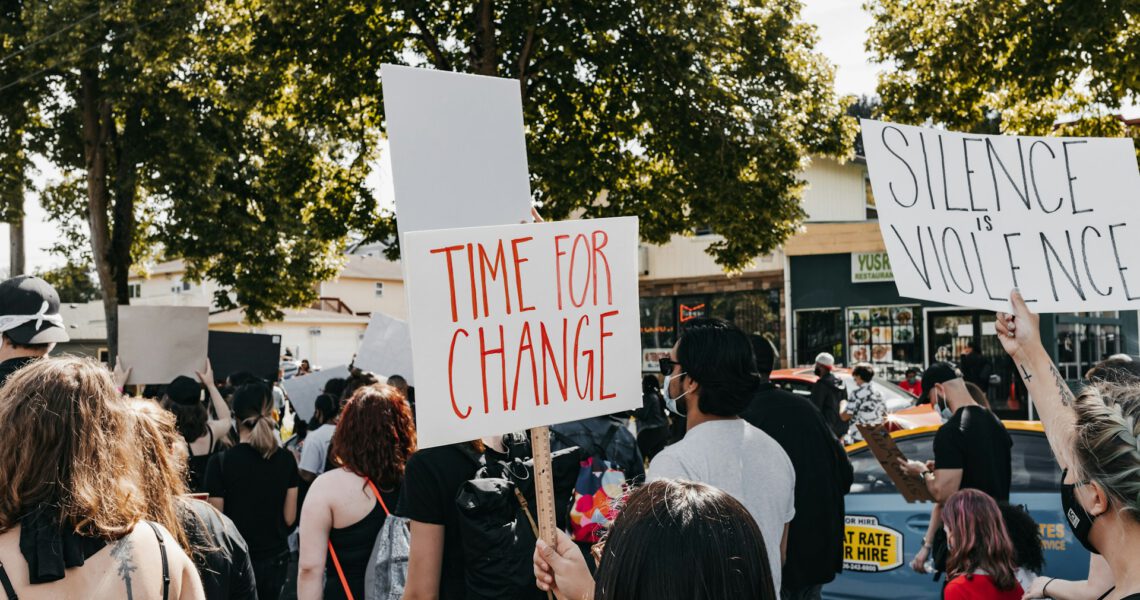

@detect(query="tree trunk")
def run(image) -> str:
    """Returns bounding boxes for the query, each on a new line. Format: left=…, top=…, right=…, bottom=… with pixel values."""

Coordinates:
left=79, top=67, right=120, bottom=360
left=8, top=213, right=24, bottom=278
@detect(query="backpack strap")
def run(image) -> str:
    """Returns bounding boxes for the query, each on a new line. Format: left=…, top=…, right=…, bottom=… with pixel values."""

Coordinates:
left=144, top=521, right=171, bottom=600
left=328, top=541, right=355, bottom=600
left=365, top=478, right=390, bottom=517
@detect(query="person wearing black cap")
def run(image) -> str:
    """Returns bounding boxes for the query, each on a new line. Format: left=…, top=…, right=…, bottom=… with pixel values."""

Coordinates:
left=0, top=275, right=69, bottom=383
left=741, top=338, right=852, bottom=600
left=161, top=359, right=233, bottom=493
left=899, top=361, right=1012, bottom=576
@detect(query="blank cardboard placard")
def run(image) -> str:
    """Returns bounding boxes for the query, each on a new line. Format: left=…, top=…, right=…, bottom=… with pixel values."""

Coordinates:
left=381, top=65, right=533, bottom=239
left=402, top=216, right=642, bottom=448
left=207, top=331, right=282, bottom=383
left=118, top=306, right=208, bottom=385
left=856, top=423, right=935, bottom=503
left=282, top=365, right=352, bottom=422
left=862, top=119, right=1140, bottom=313
left=354, top=313, right=415, bottom=385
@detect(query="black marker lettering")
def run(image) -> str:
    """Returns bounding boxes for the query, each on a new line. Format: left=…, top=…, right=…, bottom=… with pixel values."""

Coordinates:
left=971, top=232, right=1004, bottom=301
left=1062, top=140, right=1091, bottom=214
left=1029, top=140, right=1064, bottom=213
left=985, top=138, right=1030, bottom=210
left=939, top=134, right=965, bottom=211
left=941, top=227, right=975, bottom=293
left=919, top=131, right=937, bottom=210
left=890, top=224, right=932, bottom=289
left=962, top=138, right=987, bottom=211
left=1080, top=225, right=1112, bottom=296
left=1003, top=233, right=1037, bottom=303
left=881, top=126, right=919, bottom=208
left=1108, top=223, right=1140, bottom=300
left=927, top=226, right=951, bottom=292
left=1040, top=230, right=1086, bottom=302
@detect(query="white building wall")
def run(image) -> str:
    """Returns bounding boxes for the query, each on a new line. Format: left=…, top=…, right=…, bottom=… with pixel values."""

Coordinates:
left=319, top=278, right=407, bottom=319
left=800, top=156, right=867, bottom=223
left=640, top=235, right=783, bottom=280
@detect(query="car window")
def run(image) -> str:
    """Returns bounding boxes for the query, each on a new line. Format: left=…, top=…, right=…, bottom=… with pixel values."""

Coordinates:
left=773, top=379, right=813, bottom=398
left=1011, top=431, right=1061, bottom=492
left=849, top=433, right=934, bottom=495
left=849, top=429, right=1060, bottom=495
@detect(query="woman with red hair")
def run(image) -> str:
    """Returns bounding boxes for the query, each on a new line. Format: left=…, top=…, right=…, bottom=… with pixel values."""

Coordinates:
left=941, top=488, right=1023, bottom=600
left=297, top=384, right=416, bottom=600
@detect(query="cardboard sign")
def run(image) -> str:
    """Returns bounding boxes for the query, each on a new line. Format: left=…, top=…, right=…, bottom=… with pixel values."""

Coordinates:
left=862, top=119, right=1140, bottom=312
left=118, top=306, right=208, bottom=385
left=281, top=365, right=351, bottom=422
left=354, top=313, right=415, bottom=385
left=403, top=217, right=642, bottom=448
left=843, top=515, right=904, bottom=572
left=381, top=65, right=533, bottom=240
left=856, top=423, right=935, bottom=503
left=207, top=331, right=282, bottom=383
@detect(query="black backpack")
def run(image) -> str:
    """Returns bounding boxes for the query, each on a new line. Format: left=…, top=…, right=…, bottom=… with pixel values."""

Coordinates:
left=455, top=435, right=580, bottom=600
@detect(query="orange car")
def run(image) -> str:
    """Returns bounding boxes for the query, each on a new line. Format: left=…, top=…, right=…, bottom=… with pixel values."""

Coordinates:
left=768, top=368, right=936, bottom=430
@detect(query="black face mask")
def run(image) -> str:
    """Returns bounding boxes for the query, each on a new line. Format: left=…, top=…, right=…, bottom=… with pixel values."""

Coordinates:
left=1061, top=469, right=1100, bottom=554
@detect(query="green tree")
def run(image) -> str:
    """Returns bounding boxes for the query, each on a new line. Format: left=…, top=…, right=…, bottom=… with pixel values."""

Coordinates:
left=0, top=0, right=383, bottom=357
left=267, top=0, right=856, bottom=268
left=37, top=261, right=101, bottom=303
left=867, top=0, right=1140, bottom=143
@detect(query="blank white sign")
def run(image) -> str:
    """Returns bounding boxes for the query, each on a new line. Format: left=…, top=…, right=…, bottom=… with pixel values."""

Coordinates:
left=118, top=306, right=208, bottom=385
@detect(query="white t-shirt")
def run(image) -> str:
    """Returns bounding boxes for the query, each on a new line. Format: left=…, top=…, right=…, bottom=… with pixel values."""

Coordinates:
left=299, top=423, right=336, bottom=475
left=647, top=419, right=796, bottom=591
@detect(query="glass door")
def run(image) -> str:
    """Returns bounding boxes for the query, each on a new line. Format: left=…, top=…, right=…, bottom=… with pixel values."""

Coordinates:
left=926, top=311, right=1027, bottom=419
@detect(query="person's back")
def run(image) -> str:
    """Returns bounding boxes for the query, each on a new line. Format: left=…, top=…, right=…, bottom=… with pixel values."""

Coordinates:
left=0, top=521, right=201, bottom=600
left=937, top=405, right=1012, bottom=501
left=741, top=382, right=850, bottom=593
left=648, top=419, right=794, bottom=590
left=182, top=499, right=256, bottom=600
left=311, top=469, right=400, bottom=600
left=550, top=415, right=645, bottom=482
left=811, top=369, right=847, bottom=438
left=944, top=574, right=1023, bottom=600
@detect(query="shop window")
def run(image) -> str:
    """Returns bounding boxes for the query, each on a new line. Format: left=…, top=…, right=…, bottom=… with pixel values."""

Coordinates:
left=864, top=174, right=877, bottom=220
left=1056, top=322, right=1122, bottom=381
left=846, top=305, right=922, bottom=379
left=640, top=296, right=676, bottom=352
left=795, top=309, right=846, bottom=367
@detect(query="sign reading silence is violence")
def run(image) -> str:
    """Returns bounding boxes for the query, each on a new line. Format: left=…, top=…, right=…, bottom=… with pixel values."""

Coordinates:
left=862, top=119, right=1140, bottom=312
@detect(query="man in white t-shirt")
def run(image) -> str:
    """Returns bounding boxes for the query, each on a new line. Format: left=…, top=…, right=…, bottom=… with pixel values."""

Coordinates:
left=298, top=393, right=340, bottom=481
left=648, top=318, right=796, bottom=593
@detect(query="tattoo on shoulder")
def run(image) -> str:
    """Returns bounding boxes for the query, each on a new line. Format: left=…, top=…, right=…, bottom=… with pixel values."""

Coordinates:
left=1050, top=364, right=1075, bottom=407
left=111, top=534, right=137, bottom=600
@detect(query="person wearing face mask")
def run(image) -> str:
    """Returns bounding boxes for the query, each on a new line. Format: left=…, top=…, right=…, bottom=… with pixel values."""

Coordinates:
left=997, top=291, right=1140, bottom=600
left=649, top=318, right=796, bottom=593
left=899, top=367, right=923, bottom=397
left=809, top=353, right=848, bottom=439
left=899, top=361, right=1012, bottom=578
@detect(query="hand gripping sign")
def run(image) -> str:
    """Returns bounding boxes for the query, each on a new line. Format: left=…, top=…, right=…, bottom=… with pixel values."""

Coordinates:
left=862, top=119, right=1140, bottom=312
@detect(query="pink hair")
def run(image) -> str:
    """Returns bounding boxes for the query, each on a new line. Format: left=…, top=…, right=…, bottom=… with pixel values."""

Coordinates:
left=941, top=489, right=1019, bottom=591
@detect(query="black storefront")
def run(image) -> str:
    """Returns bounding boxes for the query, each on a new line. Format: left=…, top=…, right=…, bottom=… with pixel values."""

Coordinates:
left=790, top=253, right=1140, bottom=419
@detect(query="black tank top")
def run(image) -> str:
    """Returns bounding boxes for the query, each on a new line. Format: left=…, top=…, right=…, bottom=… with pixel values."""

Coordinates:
left=324, top=487, right=400, bottom=600
left=186, top=428, right=216, bottom=493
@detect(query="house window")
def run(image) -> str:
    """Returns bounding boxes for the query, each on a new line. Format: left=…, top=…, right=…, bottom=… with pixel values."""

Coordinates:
left=374, top=282, right=384, bottom=297
left=864, top=174, right=878, bottom=220
left=182, top=281, right=191, bottom=291
left=128, top=283, right=141, bottom=299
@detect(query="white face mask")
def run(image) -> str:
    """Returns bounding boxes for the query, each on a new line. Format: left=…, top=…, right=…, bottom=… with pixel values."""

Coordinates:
left=663, top=372, right=690, bottom=416
left=935, top=388, right=953, bottom=421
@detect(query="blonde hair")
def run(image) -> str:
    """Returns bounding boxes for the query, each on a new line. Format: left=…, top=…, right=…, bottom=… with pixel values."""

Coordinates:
left=0, top=357, right=145, bottom=539
left=127, top=399, right=196, bottom=555
left=1073, top=383, right=1140, bottom=521
left=233, top=383, right=277, bottom=459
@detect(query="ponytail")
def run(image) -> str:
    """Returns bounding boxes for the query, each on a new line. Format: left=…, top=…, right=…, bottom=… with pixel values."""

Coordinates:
left=243, top=414, right=277, bottom=460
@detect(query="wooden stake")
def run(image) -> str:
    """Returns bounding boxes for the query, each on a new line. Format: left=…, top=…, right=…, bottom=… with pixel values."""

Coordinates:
left=529, top=425, right=558, bottom=546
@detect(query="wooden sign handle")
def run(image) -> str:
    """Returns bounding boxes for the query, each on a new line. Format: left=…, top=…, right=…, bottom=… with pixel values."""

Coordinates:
left=529, top=425, right=558, bottom=545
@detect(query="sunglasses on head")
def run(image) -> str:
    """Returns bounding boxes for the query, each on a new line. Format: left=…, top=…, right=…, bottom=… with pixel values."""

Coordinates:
left=658, top=357, right=681, bottom=377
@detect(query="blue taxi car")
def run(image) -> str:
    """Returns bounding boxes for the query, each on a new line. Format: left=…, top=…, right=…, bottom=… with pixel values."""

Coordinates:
left=823, top=422, right=1089, bottom=599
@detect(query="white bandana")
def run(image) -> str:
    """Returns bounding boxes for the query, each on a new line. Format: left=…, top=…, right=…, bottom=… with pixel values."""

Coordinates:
left=0, top=301, right=64, bottom=334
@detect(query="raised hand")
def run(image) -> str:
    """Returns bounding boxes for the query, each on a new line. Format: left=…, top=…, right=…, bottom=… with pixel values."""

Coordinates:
left=994, top=289, right=1042, bottom=359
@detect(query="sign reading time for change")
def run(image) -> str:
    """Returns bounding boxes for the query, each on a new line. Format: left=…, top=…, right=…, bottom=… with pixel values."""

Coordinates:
left=403, top=217, right=642, bottom=448
left=862, top=119, right=1140, bottom=312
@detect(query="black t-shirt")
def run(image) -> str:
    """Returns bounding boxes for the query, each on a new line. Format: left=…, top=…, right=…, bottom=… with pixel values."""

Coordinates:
left=934, top=405, right=1012, bottom=501
left=396, top=444, right=481, bottom=600
left=810, top=372, right=848, bottom=438
left=741, top=383, right=852, bottom=589
left=182, top=498, right=257, bottom=600
left=204, top=443, right=299, bottom=560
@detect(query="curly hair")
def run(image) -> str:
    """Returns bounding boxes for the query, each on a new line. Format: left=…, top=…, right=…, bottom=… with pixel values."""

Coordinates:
left=331, top=384, right=417, bottom=490
left=0, top=357, right=145, bottom=540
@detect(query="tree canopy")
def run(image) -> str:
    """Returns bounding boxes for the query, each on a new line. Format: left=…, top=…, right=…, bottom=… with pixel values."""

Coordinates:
left=867, top=0, right=1140, bottom=144
left=37, top=261, right=101, bottom=303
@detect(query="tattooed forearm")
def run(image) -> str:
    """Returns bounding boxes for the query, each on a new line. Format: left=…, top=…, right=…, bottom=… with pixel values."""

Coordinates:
left=1018, top=363, right=1033, bottom=382
left=111, top=534, right=137, bottom=600
left=1050, top=364, right=1075, bottom=407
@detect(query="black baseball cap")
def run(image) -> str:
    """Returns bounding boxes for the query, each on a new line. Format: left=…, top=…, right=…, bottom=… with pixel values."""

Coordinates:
left=920, top=362, right=961, bottom=399
left=166, top=375, right=203, bottom=405
left=0, top=276, right=69, bottom=345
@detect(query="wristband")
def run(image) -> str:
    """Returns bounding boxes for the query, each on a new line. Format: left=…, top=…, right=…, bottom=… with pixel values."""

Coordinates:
left=1042, top=578, right=1056, bottom=599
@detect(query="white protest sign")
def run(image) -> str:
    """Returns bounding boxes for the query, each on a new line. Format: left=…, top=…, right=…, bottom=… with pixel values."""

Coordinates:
left=354, top=313, right=415, bottom=385
left=118, top=305, right=208, bottom=385
left=862, top=119, right=1140, bottom=312
left=403, top=217, right=642, bottom=448
left=380, top=65, right=533, bottom=239
left=282, top=365, right=350, bottom=421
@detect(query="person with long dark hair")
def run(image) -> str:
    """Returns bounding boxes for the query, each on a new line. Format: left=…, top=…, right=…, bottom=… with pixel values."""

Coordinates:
left=298, top=384, right=417, bottom=600
left=205, top=383, right=299, bottom=600
left=941, top=489, right=1023, bottom=599
left=533, top=479, right=778, bottom=600
left=162, top=360, right=232, bottom=493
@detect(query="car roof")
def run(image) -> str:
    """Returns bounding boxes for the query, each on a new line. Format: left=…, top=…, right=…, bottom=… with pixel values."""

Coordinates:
left=845, top=420, right=1045, bottom=452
